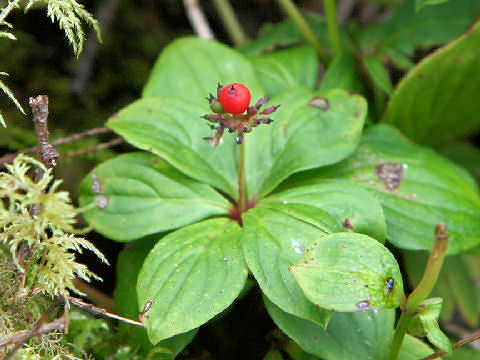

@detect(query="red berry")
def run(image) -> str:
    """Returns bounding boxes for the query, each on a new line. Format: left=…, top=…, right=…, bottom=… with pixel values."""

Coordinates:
left=218, top=83, right=251, bottom=114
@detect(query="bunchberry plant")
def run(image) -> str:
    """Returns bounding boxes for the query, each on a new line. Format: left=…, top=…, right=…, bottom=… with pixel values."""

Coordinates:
left=78, top=32, right=480, bottom=359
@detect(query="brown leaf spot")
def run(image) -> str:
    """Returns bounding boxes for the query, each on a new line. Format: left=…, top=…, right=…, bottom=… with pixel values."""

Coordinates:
left=308, top=97, right=329, bottom=111
left=96, top=195, right=109, bottom=209
left=343, top=218, right=354, bottom=230
left=375, top=163, right=404, bottom=190
left=91, top=171, right=104, bottom=193
left=356, top=300, right=371, bottom=310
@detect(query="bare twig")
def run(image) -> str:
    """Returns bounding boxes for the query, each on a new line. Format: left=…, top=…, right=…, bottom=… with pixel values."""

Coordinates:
left=65, top=296, right=144, bottom=327
left=0, top=316, right=66, bottom=353
left=0, top=127, right=112, bottom=168
left=183, top=0, right=215, bottom=39
left=61, top=137, right=123, bottom=158
left=30, top=95, right=59, bottom=170
left=420, top=332, right=480, bottom=360
left=16, top=96, right=59, bottom=268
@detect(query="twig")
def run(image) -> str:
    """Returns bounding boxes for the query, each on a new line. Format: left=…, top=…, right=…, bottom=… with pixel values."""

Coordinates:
left=29, top=95, right=59, bottom=170
left=61, top=137, right=123, bottom=158
left=420, top=333, right=480, bottom=360
left=65, top=296, right=144, bottom=327
left=0, top=127, right=112, bottom=168
left=17, top=96, right=59, bottom=268
left=183, top=0, right=215, bottom=40
left=0, top=316, right=66, bottom=352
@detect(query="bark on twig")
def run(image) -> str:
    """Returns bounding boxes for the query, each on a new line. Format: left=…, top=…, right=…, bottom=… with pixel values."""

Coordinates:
left=0, top=316, right=66, bottom=359
left=0, top=127, right=112, bottom=169
left=64, top=295, right=144, bottom=327
left=183, top=0, right=215, bottom=39
left=62, top=137, right=123, bottom=158
left=29, top=95, right=59, bottom=170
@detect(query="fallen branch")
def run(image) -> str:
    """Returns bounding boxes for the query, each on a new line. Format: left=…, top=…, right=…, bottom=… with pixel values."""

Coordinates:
left=62, top=137, right=123, bottom=158
left=65, top=295, right=144, bottom=327
left=0, top=127, right=112, bottom=168
left=0, top=315, right=66, bottom=358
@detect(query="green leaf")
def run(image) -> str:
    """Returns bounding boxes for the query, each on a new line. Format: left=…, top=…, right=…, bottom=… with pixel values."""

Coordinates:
left=114, top=236, right=196, bottom=358
left=78, top=152, right=229, bottom=241
left=107, top=97, right=239, bottom=198
left=416, top=0, right=450, bottom=11
left=398, top=335, right=439, bottom=360
left=143, top=37, right=264, bottom=105
left=403, top=250, right=455, bottom=324
left=264, top=349, right=285, bottom=360
left=285, top=124, right=480, bottom=254
left=409, top=298, right=452, bottom=354
left=363, top=57, right=393, bottom=96
left=439, top=143, right=480, bottom=187
left=285, top=341, right=319, bottom=360
left=242, top=208, right=333, bottom=326
left=291, top=233, right=404, bottom=312
left=137, top=218, right=248, bottom=344
left=404, top=251, right=480, bottom=327
left=239, top=14, right=329, bottom=56
left=358, top=0, right=480, bottom=60
left=265, top=296, right=395, bottom=360
left=245, top=87, right=367, bottom=199
left=251, top=45, right=318, bottom=97
left=443, top=346, right=480, bottom=359
left=263, top=182, right=387, bottom=242
left=383, top=21, right=480, bottom=145
left=319, top=53, right=366, bottom=94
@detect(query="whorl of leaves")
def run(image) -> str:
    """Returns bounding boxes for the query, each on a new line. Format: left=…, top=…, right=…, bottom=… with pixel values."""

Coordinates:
left=0, top=155, right=108, bottom=298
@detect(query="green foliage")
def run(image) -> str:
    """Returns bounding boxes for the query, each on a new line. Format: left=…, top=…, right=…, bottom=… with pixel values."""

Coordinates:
left=283, top=124, right=480, bottom=255
left=408, top=298, right=452, bottom=354
left=0, top=155, right=107, bottom=298
left=76, top=23, right=480, bottom=357
left=265, top=297, right=395, bottom=360
left=404, top=252, right=480, bottom=328
left=137, top=219, right=247, bottom=344
left=250, top=45, right=319, bottom=97
left=383, top=20, right=480, bottom=146
left=290, top=233, right=404, bottom=312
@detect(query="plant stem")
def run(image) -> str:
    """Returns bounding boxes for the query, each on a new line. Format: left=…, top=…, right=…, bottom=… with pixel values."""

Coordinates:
left=212, top=0, right=246, bottom=47
left=238, top=140, right=247, bottom=215
left=388, top=224, right=449, bottom=360
left=324, top=0, right=341, bottom=57
left=276, top=0, right=330, bottom=66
